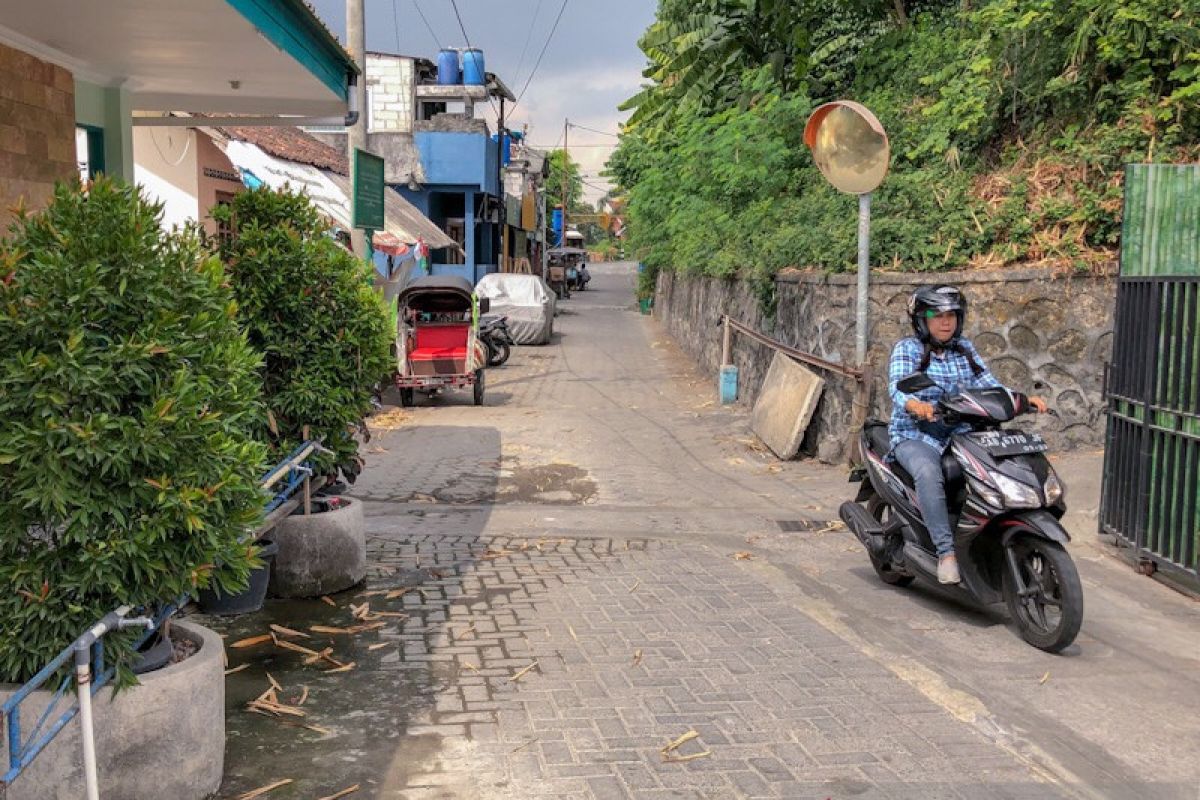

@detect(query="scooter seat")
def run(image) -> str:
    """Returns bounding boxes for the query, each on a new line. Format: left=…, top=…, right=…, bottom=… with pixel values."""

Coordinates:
left=865, top=420, right=962, bottom=492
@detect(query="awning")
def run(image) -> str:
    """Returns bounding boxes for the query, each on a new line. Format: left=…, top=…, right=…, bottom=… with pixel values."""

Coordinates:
left=0, top=0, right=356, bottom=116
left=324, top=172, right=458, bottom=252
left=221, top=139, right=459, bottom=252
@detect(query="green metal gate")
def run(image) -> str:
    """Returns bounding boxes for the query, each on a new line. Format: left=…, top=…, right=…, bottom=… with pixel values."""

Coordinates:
left=1100, top=165, right=1200, bottom=591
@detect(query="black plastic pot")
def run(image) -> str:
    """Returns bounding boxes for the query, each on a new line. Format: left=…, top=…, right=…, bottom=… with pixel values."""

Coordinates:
left=132, top=629, right=174, bottom=675
left=197, top=538, right=279, bottom=616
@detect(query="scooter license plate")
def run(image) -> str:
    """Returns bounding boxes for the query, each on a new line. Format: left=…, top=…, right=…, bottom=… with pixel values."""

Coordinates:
left=969, top=431, right=1048, bottom=457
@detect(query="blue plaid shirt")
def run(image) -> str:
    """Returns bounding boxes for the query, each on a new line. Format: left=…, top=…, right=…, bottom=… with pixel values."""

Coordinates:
left=888, top=336, right=1002, bottom=451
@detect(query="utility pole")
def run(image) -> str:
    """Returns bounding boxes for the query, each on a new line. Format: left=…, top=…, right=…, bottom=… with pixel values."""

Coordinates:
left=347, top=0, right=368, bottom=261
left=499, top=96, right=507, bottom=271
left=561, top=118, right=568, bottom=246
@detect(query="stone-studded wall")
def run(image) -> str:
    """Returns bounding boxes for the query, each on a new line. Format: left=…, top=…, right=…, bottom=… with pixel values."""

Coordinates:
left=657, top=268, right=1117, bottom=462
left=0, top=43, right=76, bottom=231
left=366, top=53, right=414, bottom=134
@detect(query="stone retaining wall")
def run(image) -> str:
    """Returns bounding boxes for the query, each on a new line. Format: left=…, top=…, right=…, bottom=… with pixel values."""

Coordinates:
left=656, top=268, right=1117, bottom=462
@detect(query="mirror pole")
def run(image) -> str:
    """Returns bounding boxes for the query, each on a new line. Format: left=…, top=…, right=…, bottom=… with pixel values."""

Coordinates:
left=856, top=192, right=871, bottom=366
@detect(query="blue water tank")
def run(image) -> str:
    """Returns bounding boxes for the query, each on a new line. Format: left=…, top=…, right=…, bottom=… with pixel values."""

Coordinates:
left=551, top=207, right=564, bottom=246
left=462, top=48, right=486, bottom=86
left=489, top=133, right=511, bottom=165
left=437, top=48, right=460, bottom=85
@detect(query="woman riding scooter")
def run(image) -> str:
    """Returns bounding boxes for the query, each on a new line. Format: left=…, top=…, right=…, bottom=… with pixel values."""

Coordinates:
left=888, top=285, right=1048, bottom=584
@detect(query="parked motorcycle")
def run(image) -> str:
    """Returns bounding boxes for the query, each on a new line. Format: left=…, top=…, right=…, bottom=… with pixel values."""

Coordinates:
left=840, top=372, right=1083, bottom=652
left=479, top=314, right=513, bottom=367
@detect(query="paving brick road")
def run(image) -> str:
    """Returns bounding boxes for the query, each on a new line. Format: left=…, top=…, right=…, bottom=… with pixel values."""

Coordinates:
left=211, top=263, right=1200, bottom=800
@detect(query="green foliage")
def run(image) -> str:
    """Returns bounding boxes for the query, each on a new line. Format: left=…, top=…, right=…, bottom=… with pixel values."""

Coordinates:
left=614, top=0, right=1200, bottom=278
left=0, top=178, right=267, bottom=684
left=212, top=188, right=393, bottom=483
left=545, top=150, right=587, bottom=215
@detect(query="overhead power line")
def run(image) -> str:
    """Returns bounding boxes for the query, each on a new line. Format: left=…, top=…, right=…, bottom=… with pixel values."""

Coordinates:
left=511, top=0, right=570, bottom=112
left=568, top=122, right=620, bottom=138
left=448, top=0, right=501, bottom=119
left=410, top=0, right=442, bottom=50
left=511, top=0, right=544, bottom=89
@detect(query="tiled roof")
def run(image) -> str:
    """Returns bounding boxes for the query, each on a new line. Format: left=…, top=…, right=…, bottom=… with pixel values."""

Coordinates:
left=218, top=126, right=349, bottom=175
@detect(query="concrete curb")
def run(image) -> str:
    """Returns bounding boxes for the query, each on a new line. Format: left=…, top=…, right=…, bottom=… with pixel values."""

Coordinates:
left=269, top=497, right=366, bottom=597
left=0, top=620, right=225, bottom=800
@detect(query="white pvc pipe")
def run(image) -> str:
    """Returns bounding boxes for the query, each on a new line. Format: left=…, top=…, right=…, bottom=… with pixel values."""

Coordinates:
left=76, top=660, right=99, bottom=800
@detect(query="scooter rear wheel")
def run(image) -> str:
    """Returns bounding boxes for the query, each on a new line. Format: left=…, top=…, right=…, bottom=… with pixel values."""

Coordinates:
left=1002, top=533, right=1083, bottom=653
left=488, top=340, right=510, bottom=367
left=866, top=496, right=915, bottom=587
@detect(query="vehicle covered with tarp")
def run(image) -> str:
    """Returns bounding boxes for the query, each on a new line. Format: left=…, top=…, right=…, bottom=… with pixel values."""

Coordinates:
left=474, top=273, right=556, bottom=345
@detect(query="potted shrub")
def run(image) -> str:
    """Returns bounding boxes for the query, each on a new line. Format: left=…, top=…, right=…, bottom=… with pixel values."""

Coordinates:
left=0, top=178, right=267, bottom=798
left=212, top=187, right=392, bottom=597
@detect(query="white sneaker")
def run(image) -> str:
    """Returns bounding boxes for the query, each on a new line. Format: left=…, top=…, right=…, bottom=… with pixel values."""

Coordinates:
left=938, top=555, right=961, bottom=584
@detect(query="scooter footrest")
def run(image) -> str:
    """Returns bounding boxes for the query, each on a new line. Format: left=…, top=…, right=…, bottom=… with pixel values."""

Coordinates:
left=839, top=501, right=883, bottom=538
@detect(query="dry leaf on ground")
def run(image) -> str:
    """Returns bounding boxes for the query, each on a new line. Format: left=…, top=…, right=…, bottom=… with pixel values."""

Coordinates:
left=316, top=786, right=361, bottom=800
left=232, top=635, right=272, bottom=649
left=508, top=661, right=539, bottom=683
left=225, top=664, right=250, bottom=676
left=632, top=649, right=643, bottom=667
left=235, top=779, right=293, bottom=800
left=733, top=552, right=754, bottom=561
left=320, top=596, right=337, bottom=607
left=269, top=624, right=309, bottom=639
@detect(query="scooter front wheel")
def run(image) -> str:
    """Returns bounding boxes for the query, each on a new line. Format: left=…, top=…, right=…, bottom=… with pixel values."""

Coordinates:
left=1002, top=534, right=1083, bottom=653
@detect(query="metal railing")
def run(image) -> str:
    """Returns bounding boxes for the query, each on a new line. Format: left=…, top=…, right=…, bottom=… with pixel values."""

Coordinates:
left=1100, top=276, right=1200, bottom=591
left=1, top=441, right=325, bottom=790
left=1, top=603, right=172, bottom=792
left=718, top=315, right=873, bottom=463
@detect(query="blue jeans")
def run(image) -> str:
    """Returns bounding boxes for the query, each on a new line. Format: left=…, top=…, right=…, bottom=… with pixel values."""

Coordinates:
left=893, top=439, right=954, bottom=557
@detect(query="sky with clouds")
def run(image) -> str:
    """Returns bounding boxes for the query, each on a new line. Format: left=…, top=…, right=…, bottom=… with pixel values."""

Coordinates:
left=308, top=0, right=657, bottom=202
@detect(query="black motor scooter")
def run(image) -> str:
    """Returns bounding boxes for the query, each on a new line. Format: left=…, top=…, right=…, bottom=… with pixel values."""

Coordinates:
left=840, top=372, right=1083, bottom=652
left=479, top=314, right=513, bottom=367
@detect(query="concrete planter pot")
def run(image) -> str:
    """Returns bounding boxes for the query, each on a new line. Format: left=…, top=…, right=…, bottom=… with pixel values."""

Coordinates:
left=268, top=497, right=365, bottom=598
left=0, top=620, right=225, bottom=800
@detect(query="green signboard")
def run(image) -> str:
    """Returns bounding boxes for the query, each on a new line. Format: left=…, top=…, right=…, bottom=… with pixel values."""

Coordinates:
left=353, top=148, right=385, bottom=230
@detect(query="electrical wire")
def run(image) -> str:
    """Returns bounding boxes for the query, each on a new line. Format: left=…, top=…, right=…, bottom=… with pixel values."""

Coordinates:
left=410, top=0, right=442, bottom=50
left=511, top=0, right=569, bottom=112
left=568, top=122, right=620, bottom=138
left=511, top=0, right=544, bottom=90
left=448, top=0, right=501, bottom=120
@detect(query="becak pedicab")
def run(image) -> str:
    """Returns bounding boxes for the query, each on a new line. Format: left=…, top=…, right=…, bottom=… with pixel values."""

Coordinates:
left=394, top=276, right=490, bottom=407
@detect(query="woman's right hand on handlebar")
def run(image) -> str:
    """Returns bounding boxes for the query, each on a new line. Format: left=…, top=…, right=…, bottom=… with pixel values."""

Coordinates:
left=905, top=398, right=937, bottom=422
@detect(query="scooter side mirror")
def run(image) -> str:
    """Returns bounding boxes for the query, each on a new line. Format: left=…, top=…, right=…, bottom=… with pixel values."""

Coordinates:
left=897, top=371, right=936, bottom=394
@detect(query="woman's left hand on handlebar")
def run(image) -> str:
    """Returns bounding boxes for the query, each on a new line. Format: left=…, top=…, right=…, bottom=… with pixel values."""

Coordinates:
left=1029, top=395, right=1050, bottom=414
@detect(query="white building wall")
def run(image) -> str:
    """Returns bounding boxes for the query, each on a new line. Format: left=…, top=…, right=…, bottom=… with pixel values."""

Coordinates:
left=132, top=127, right=200, bottom=231
left=366, top=53, right=415, bottom=133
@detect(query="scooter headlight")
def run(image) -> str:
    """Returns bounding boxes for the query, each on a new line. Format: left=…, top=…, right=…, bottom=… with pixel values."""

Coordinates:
left=969, top=476, right=1004, bottom=509
left=992, top=472, right=1042, bottom=509
left=1044, top=469, right=1064, bottom=505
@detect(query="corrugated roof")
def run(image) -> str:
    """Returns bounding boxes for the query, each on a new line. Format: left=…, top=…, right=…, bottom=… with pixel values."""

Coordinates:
left=324, top=171, right=458, bottom=251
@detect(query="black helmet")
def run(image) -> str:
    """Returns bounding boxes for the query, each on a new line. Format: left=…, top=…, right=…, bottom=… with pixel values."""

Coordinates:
left=908, top=285, right=967, bottom=344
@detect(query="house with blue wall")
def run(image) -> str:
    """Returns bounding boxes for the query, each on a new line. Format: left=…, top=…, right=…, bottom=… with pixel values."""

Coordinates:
left=311, top=50, right=517, bottom=284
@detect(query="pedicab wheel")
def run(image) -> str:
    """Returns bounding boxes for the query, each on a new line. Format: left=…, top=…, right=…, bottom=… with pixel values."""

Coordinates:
left=1002, top=532, right=1083, bottom=653
left=473, top=368, right=485, bottom=406
left=399, top=388, right=415, bottom=407
left=867, top=495, right=915, bottom=587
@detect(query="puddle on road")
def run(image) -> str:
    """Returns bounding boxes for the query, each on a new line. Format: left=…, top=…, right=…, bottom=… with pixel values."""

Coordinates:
left=497, top=462, right=597, bottom=504
left=388, top=460, right=598, bottom=506
left=199, top=596, right=442, bottom=799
